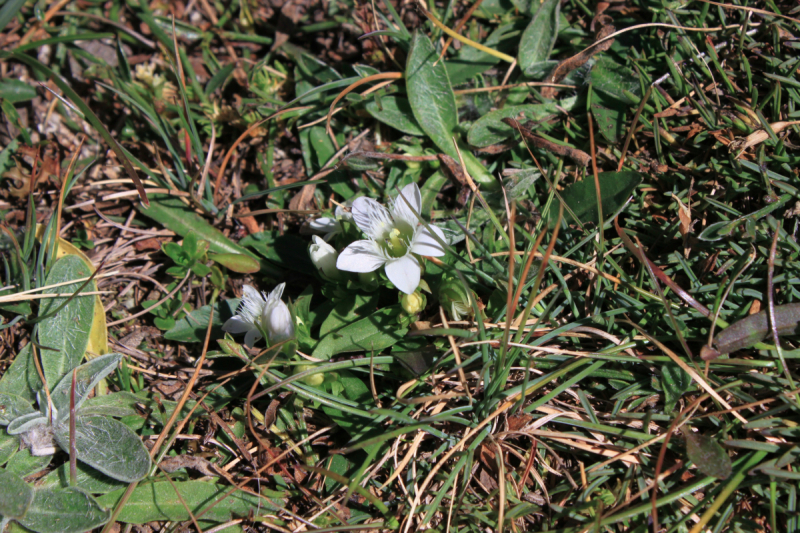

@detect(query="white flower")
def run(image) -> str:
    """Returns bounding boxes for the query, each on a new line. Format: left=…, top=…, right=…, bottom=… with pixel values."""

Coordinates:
left=309, top=236, right=344, bottom=281
left=308, top=201, right=354, bottom=241
left=223, top=284, right=294, bottom=348
left=336, top=183, right=445, bottom=295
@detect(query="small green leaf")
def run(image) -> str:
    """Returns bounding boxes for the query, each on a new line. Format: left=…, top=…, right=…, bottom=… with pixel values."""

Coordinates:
left=5, top=448, right=52, bottom=478
left=0, top=80, right=37, bottom=104
left=519, top=0, right=560, bottom=75
left=209, top=253, right=260, bottom=273
left=38, top=255, right=96, bottom=388
left=313, top=305, right=408, bottom=359
left=319, top=293, right=380, bottom=337
left=240, top=232, right=317, bottom=276
left=49, top=353, right=122, bottom=422
left=54, top=416, right=151, bottom=483
left=550, top=171, right=642, bottom=227
left=16, top=487, right=110, bottom=533
left=0, top=393, right=35, bottom=425
left=97, top=481, right=283, bottom=523
left=163, top=298, right=238, bottom=343
left=684, top=429, right=732, bottom=479
left=660, top=363, right=691, bottom=413
left=0, top=344, right=43, bottom=402
left=365, top=96, right=424, bottom=136
left=467, top=101, right=572, bottom=147
left=0, top=470, right=33, bottom=519
left=698, top=220, right=737, bottom=241
left=0, top=431, right=19, bottom=466
left=38, top=462, right=126, bottom=494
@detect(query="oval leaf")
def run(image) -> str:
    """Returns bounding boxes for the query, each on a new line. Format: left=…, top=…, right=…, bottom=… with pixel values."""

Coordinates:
left=406, top=31, right=457, bottom=146
left=0, top=392, right=35, bottom=425
left=54, top=416, right=151, bottom=483
left=550, top=171, right=643, bottom=227
left=17, top=487, right=110, bottom=533
left=467, top=101, right=572, bottom=147
left=0, top=469, right=34, bottom=519
left=519, top=0, right=560, bottom=75
left=38, top=255, right=96, bottom=388
left=50, top=353, right=123, bottom=421
left=365, top=96, right=424, bottom=136
left=209, top=252, right=260, bottom=273
left=312, top=305, right=408, bottom=359
left=684, top=430, right=732, bottom=479
left=97, top=481, right=284, bottom=523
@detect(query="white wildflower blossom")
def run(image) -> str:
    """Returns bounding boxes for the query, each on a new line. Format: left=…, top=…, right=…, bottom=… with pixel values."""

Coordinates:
left=308, top=200, right=354, bottom=241
left=336, top=183, right=445, bottom=295
left=223, top=284, right=294, bottom=348
left=309, top=235, right=344, bottom=281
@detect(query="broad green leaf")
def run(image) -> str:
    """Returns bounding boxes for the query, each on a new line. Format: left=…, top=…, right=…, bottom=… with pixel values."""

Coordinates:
left=38, top=255, right=95, bottom=388
left=6, top=412, right=47, bottom=436
left=590, top=56, right=641, bottom=101
left=54, top=416, right=151, bottom=483
left=0, top=80, right=37, bottom=104
left=684, top=429, right=732, bottom=479
left=590, top=98, right=626, bottom=144
left=0, top=0, right=26, bottom=34
left=50, top=353, right=123, bottom=421
left=406, top=31, right=494, bottom=186
left=313, top=305, right=408, bottom=359
left=38, top=463, right=126, bottom=494
left=467, top=100, right=573, bottom=147
left=5, top=448, right=51, bottom=478
left=208, top=253, right=260, bottom=273
left=447, top=22, right=522, bottom=86
left=319, top=293, right=380, bottom=337
left=97, top=481, right=283, bottom=523
left=16, top=488, right=110, bottom=533
left=365, top=96, right=424, bottom=136
left=240, top=232, right=317, bottom=276
left=0, top=393, right=35, bottom=425
left=137, top=195, right=280, bottom=273
left=0, top=344, right=43, bottom=402
left=0, top=470, right=33, bottom=519
left=519, top=0, right=560, bottom=75
left=164, top=298, right=238, bottom=343
left=550, top=171, right=642, bottom=227
left=78, top=391, right=144, bottom=418
left=0, top=431, right=19, bottom=466
left=660, top=363, right=691, bottom=413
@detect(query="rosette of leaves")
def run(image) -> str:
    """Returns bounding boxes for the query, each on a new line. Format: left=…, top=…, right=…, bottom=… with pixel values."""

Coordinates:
left=0, top=255, right=150, bottom=533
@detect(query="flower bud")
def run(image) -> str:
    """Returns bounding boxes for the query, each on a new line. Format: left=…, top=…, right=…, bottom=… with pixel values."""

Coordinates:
left=309, top=236, right=344, bottom=281
left=438, top=279, right=474, bottom=321
left=263, top=299, right=294, bottom=346
left=400, top=290, right=426, bottom=315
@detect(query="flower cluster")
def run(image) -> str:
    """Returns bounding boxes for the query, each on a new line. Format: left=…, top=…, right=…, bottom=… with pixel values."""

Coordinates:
left=309, top=182, right=446, bottom=295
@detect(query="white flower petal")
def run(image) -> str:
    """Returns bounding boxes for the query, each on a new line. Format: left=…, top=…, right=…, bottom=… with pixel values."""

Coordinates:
left=410, top=225, right=446, bottom=257
left=308, top=217, right=338, bottom=233
left=351, top=197, right=393, bottom=240
left=385, top=255, right=420, bottom=294
left=337, top=240, right=386, bottom=273
left=244, top=328, right=262, bottom=349
left=265, top=300, right=294, bottom=345
left=222, top=316, right=255, bottom=334
left=238, top=285, right=266, bottom=323
left=268, top=282, right=286, bottom=302
left=392, top=182, right=422, bottom=227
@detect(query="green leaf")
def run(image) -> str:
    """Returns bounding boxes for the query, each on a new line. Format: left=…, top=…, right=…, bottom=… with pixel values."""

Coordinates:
left=406, top=31, right=494, bottom=186
left=16, top=488, right=110, bottom=533
left=684, top=430, right=732, bottom=480
left=590, top=56, right=641, bottom=101
left=209, top=253, right=260, bottom=273
left=5, top=448, right=51, bottom=478
left=550, top=171, right=642, bottom=227
left=590, top=98, right=626, bottom=144
left=319, top=293, right=380, bottom=337
left=519, top=0, right=560, bottom=75
left=0, top=470, right=33, bottom=519
left=467, top=101, right=571, bottom=147
left=54, top=416, right=151, bottom=483
left=0, top=431, right=19, bottom=466
left=0, top=344, right=43, bottom=402
left=38, top=255, right=96, bottom=389
left=313, top=305, right=408, bottom=359
left=698, top=220, right=736, bottom=241
left=38, top=462, right=127, bottom=494
left=660, top=363, right=691, bottom=413
left=50, top=353, right=123, bottom=422
left=6, top=413, right=47, bottom=436
left=365, top=96, right=424, bottom=136
left=97, top=481, right=283, bottom=523
left=163, top=298, right=238, bottom=343
left=240, top=232, right=317, bottom=276
left=0, top=393, right=35, bottom=425
left=0, top=80, right=37, bottom=104
left=0, top=0, right=26, bottom=34
left=446, top=22, right=521, bottom=86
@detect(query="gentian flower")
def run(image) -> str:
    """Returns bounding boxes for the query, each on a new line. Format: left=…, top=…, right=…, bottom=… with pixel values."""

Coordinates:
left=308, top=201, right=353, bottom=241
left=223, top=284, right=294, bottom=348
left=336, top=183, right=445, bottom=294
left=308, top=236, right=344, bottom=281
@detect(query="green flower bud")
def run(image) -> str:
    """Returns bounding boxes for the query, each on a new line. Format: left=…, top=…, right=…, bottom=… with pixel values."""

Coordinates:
left=400, top=290, right=426, bottom=315
left=294, top=364, right=325, bottom=386
left=438, top=279, right=474, bottom=321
